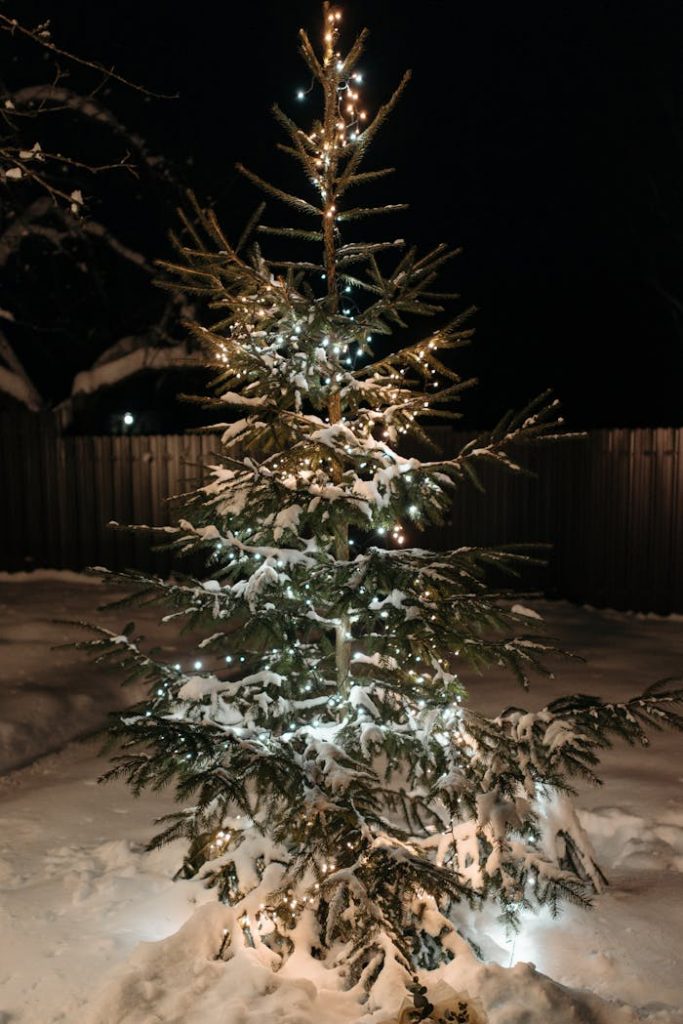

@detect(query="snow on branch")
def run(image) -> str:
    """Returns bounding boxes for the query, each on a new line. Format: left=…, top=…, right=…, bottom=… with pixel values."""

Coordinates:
left=71, top=341, right=191, bottom=397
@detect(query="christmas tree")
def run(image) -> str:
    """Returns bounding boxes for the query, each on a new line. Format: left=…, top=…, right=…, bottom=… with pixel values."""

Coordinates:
left=78, top=5, right=683, bottom=1019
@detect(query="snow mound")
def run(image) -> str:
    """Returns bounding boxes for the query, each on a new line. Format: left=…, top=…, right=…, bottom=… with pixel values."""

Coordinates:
left=581, top=806, right=683, bottom=873
left=81, top=902, right=353, bottom=1024
left=2, top=586, right=682, bottom=1023
left=79, top=903, right=680, bottom=1024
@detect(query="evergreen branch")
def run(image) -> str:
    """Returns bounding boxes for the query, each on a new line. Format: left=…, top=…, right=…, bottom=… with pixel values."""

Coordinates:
left=258, top=225, right=324, bottom=242
left=337, top=203, right=409, bottom=222
left=236, top=203, right=266, bottom=254
left=297, top=28, right=327, bottom=85
left=343, top=167, right=396, bottom=190
left=236, top=164, right=321, bottom=217
left=340, top=70, right=412, bottom=184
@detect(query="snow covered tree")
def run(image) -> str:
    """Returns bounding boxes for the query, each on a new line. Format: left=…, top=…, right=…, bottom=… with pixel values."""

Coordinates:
left=78, top=6, right=683, bottom=1020
left=0, top=14, right=187, bottom=416
left=0, top=196, right=188, bottom=415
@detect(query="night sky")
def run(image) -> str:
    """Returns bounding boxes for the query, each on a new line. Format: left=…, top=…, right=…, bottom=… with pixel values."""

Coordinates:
left=6, top=0, right=683, bottom=428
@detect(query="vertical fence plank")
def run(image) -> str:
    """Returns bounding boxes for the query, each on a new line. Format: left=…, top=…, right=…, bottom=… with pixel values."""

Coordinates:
left=39, top=414, right=61, bottom=569
left=1, top=414, right=25, bottom=569
left=654, top=427, right=675, bottom=612
left=672, top=430, right=683, bottom=611
left=92, top=436, right=112, bottom=572
left=131, top=437, right=147, bottom=571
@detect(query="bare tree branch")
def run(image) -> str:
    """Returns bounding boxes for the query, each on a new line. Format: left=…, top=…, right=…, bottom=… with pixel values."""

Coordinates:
left=0, top=13, right=176, bottom=99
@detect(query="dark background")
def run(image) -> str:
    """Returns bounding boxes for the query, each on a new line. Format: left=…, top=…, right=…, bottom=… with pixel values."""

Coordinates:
left=4, top=0, right=683, bottom=429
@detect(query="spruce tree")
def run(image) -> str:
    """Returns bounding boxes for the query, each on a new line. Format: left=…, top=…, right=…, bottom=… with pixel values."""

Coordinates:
left=78, top=5, right=683, bottom=1018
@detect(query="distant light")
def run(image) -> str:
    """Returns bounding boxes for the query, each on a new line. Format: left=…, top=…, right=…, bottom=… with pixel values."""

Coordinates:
left=297, top=90, right=305, bottom=100
left=123, top=412, right=134, bottom=426
left=193, top=660, right=203, bottom=670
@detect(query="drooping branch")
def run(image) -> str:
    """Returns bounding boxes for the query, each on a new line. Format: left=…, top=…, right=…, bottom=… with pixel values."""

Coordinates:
left=0, top=328, right=42, bottom=409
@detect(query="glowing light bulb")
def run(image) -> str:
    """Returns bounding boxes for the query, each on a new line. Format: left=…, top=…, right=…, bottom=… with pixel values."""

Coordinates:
left=193, top=660, right=203, bottom=670
left=297, top=89, right=305, bottom=100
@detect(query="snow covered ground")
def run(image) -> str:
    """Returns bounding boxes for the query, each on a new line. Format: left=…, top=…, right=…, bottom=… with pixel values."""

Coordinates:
left=1, top=572, right=682, bottom=1023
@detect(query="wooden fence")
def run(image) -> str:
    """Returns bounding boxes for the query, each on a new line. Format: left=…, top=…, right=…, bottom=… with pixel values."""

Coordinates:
left=1, top=413, right=682, bottom=613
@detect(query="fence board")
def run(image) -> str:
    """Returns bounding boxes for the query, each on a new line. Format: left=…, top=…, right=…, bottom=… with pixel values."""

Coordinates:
left=1, top=412, right=682, bottom=613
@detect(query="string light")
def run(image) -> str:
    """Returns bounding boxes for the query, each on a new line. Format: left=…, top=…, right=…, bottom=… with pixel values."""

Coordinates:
left=130, top=8, right=494, bottom=953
